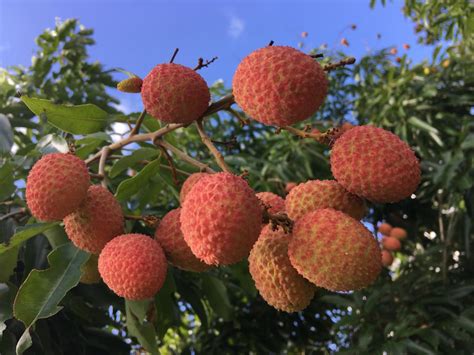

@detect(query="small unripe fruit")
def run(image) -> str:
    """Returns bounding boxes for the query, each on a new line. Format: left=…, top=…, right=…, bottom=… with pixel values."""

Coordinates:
left=256, top=192, right=285, bottom=214
left=390, top=227, right=407, bottom=240
left=381, top=250, right=394, bottom=267
left=377, top=222, right=393, bottom=236
left=64, top=185, right=124, bottom=254
left=442, top=59, right=450, bottom=68
left=98, top=234, right=167, bottom=300
left=232, top=46, right=328, bottom=126
left=180, top=172, right=262, bottom=265
left=285, top=180, right=366, bottom=220
left=341, top=38, right=349, bottom=47
left=26, top=153, right=90, bottom=221
left=390, top=48, right=398, bottom=55
left=141, top=63, right=210, bottom=124
left=288, top=208, right=382, bottom=291
left=80, top=255, right=101, bottom=284
left=382, top=236, right=401, bottom=251
left=249, top=225, right=315, bottom=312
left=403, top=43, right=410, bottom=50
left=330, top=126, right=421, bottom=203
left=117, top=77, right=143, bottom=93
left=155, top=208, right=209, bottom=272
left=179, top=172, right=209, bottom=204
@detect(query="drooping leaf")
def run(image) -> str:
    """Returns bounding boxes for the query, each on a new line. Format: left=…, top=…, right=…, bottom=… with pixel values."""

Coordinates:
left=0, top=223, right=58, bottom=255
left=115, top=158, right=161, bottom=201
left=201, top=274, right=233, bottom=321
left=125, top=300, right=158, bottom=355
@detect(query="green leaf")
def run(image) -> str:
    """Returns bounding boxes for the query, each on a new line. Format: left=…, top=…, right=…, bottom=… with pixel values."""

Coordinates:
left=110, top=148, right=159, bottom=178
left=36, top=134, right=69, bottom=154
left=0, top=222, right=58, bottom=255
left=21, top=96, right=108, bottom=134
left=201, top=274, right=233, bottom=321
left=13, top=243, right=88, bottom=354
left=125, top=301, right=158, bottom=355
left=115, top=158, right=160, bottom=201
left=0, top=246, right=19, bottom=282
left=155, top=271, right=179, bottom=339
left=0, top=163, right=16, bottom=201
left=0, top=114, right=13, bottom=154
left=407, top=116, right=439, bottom=134
left=0, top=283, right=17, bottom=336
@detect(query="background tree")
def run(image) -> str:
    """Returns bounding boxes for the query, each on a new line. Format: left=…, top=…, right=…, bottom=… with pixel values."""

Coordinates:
left=0, top=1, right=473, bottom=354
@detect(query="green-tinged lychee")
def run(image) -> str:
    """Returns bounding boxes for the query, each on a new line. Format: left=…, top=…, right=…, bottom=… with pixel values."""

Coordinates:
left=179, top=172, right=209, bottom=204
left=232, top=46, right=328, bottom=126
left=288, top=208, right=382, bottom=291
left=382, top=236, right=401, bottom=251
left=80, top=254, right=101, bottom=284
left=26, top=153, right=90, bottom=221
left=249, top=225, right=315, bottom=312
left=330, top=125, right=420, bottom=203
left=141, top=63, right=210, bottom=124
left=98, top=234, right=167, bottom=300
left=285, top=180, right=366, bottom=220
left=64, top=185, right=124, bottom=254
left=155, top=208, right=210, bottom=272
left=180, top=172, right=262, bottom=265
left=256, top=192, right=285, bottom=214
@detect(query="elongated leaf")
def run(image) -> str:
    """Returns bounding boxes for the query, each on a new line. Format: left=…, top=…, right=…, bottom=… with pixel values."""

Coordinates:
left=201, top=274, right=233, bottom=321
left=0, top=283, right=17, bottom=336
left=155, top=272, right=179, bottom=339
left=115, top=158, right=160, bottom=201
left=407, top=116, right=439, bottom=134
left=125, top=301, right=158, bottom=355
left=110, top=148, right=159, bottom=178
left=0, top=246, right=19, bottom=282
left=0, top=163, right=16, bottom=201
left=0, top=114, right=14, bottom=154
left=21, top=96, right=108, bottom=134
left=0, top=223, right=58, bottom=254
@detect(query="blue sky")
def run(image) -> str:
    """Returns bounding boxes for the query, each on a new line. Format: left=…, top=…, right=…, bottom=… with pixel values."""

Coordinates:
left=0, top=0, right=432, bottom=113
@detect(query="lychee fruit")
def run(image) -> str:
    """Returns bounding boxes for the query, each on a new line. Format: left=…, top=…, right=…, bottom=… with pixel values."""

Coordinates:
left=377, top=222, right=393, bottom=236
left=285, top=182, right=297, bottom=194
left=330, top=125, right=420, bottom=203
left=180, top=172, right=262, bottom=265
left=232, top=46, right=328, bottom=126
left=256, top=192, right=285, bottom=214
left=390, top=47, right=398, bottom=55
left=98, top=234, right=167, bottom=300
left=80, top=254, right=101, bottom=284
left=288, top=208, right=382, bottom=291
left=381, top=250, right=394, bottom=267
left=390, top=227, right=407, bottom=240
left=155, top=208, right=210, bottom=272
left=382, top=236, right=401, bottom=251
left=117, top=77, right=143, bottom=93
left=26, top=153, right=90, bottom=221
left=249, top=225, right=315, bottom=312
left=179, top=172, right=209, bottom=204
left=341, top=38, right=349, bottom=47
left=64, top=185, right=124, bottom=254
left=285, top=180, right=366, bottom=220
left=403, top=43, right=410, bottom=50
left=141, top=63, right=210, bottom=124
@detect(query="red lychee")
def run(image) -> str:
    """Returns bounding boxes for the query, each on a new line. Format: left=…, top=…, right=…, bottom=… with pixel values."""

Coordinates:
left=381, top=250, right=394, bottom=267
left=179, top=172, right=209, bottom=204
left=256, top=192, right=285, bottom=214
left=377, top=222, right=393, bottom=236
left=390, top=227, right=408, bottom=240
left=382, top=236, right=401, bottom=251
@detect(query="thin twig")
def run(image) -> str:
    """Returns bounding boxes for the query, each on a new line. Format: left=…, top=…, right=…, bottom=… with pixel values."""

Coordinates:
left=170, top=48, right=179, bottom=63
left=226, top=108, right=249, bottom=126
left=193, top=56, right=218, bottom=71
left=158, top=140, right=215, bottom=173
left=125, top=214, right=160, bottom=228
left=129, top=109, right=147, bottom=136
left=158, top=145, right=179, bottom=186
left=310, top=53, right=324, bottom=58
left=268, top=40, right=274, bottom=46
left=323, top=57, right=356, bottom=71
left=98, top=147, right=111, bottom=187
left=196, top=119, right=232, bottom=173
left=0, top=208, right=27, bottom=222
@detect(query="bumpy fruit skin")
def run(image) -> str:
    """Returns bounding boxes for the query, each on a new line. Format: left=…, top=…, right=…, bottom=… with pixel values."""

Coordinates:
left=141, top=63, right=210, bottom=124
left=382, top=236, right=401, bottom=251
left=330, top=126, right=421, bottom=203
left=232, top=46, right=328, bottom=126
left=26, top=153, right=90, bottom=221
left=98, top=234, right=167, bottom=300
left=179, top=172, right=209, bottom=204
left=390, top=227, right=407, bottom=240
left=249, top=225, right=315, bottom=312
left=378, top=222, right=393, bottom=236
left=64, top=185, right=124, bottom=254
left=285, top=180, right=366, bottom=220
left=288, top=208, right=382, bottom=291
left=381, top=250, right=394, bottom=267
left=155, top=208, right=209, bottom=272
left=285, top=182, right=297, bottom=194
left=80, top=254, right=101, bottom=284
left=180, top=172, right=262, bottom=265
left=117, top=77, right=143, bottom=93
left=256, top=192, right=285, bottom=214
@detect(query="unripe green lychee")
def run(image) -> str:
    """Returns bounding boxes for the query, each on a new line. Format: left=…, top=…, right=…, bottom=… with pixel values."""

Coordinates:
left=249, top=225, right=315, bottom=312
left=64, top=185, right=124, bottom=254
left=180, top=172, right=262, bottom=265
left=26, top=153, right=90, bottom=221
left=390, top=227, right=407, bottom=240
left=285, top=180, right=366, bottom=220
left=381, top=250, right=394, bottom=267
left=155, top=208, right=210, bottom=272
left=98, top=234, right=167, bottom=300
left=141, top=63, right=210, bottom=124
left=382, top=236, right=401, bottom=251
left=377, top=222, right=393, bottom=236
left=117, top=77, right=143, bottom=93
left=256, top=192, right=285, bottom=214
left=179, top=172, right=209, bottom=204
left=330, top=126, right=421, bottom=203
left=232, top=46, right=328, bottom=126
left=288, top=208, right=382, bottom=291
left=80, top=254, right=101, bottom=285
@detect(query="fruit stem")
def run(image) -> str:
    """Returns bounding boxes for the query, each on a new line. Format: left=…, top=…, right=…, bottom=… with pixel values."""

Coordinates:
left=196, top=119, right=232, bottom=173
left=128, top=109, right=147, bottom=136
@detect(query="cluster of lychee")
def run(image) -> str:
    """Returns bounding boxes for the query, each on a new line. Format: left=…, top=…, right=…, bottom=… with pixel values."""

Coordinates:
left=24, top=45, right=421, bottom=313
left=377, top=223, right=408, bottom=267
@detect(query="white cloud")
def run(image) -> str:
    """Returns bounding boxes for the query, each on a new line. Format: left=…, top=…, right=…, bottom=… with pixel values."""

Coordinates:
left=228, top=15, right=245, bottom=39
